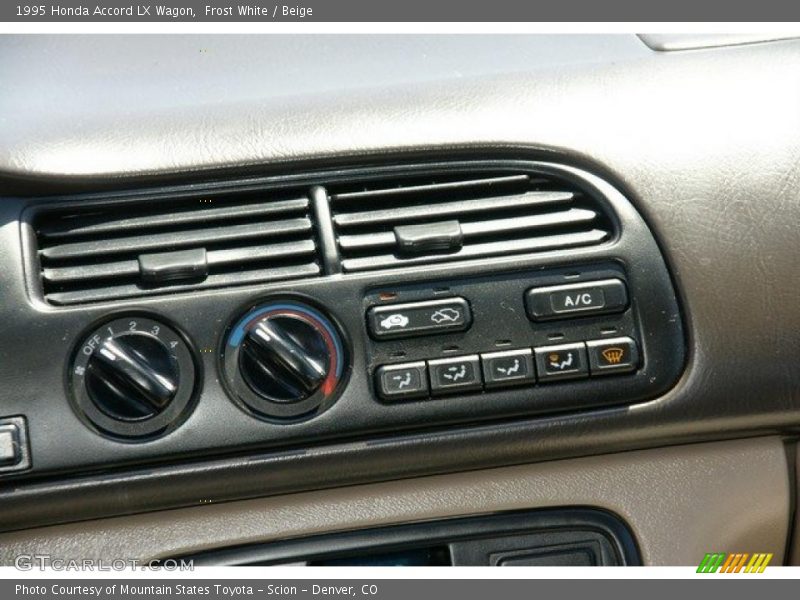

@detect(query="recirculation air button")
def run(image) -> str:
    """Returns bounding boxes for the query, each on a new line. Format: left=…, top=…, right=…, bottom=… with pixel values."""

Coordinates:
left=367, top=298, right=472, bottom=340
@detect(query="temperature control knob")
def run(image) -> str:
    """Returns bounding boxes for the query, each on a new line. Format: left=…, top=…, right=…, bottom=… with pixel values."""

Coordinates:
left=240, top=317, right=329, bottom=402
left=222, top=300, right=348, bottom=420
left=70, top=316, right=198, bottom=439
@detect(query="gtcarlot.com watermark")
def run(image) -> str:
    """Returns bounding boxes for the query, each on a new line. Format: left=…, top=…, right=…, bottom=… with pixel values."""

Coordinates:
left=14, top=555, right=194, bottom=571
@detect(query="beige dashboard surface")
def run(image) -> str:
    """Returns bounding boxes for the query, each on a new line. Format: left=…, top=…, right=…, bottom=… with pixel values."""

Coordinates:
left=0, top=436, right=789, bottom=566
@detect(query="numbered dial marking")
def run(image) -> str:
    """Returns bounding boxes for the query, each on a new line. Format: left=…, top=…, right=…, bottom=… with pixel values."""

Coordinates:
left=71, top=316, right=198, bottom=439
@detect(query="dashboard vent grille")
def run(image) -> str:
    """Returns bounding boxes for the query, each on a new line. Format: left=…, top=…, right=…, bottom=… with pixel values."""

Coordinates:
left=33, top=190, right=321, bottom=305
left=329, top=171, right=614, bottom=272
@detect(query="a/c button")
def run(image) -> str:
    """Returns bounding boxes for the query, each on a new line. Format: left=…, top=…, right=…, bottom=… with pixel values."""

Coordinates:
left=525, top=279, right=628, bottom=321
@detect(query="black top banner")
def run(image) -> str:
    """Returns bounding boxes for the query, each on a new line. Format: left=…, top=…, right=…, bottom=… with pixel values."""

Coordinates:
left=4, top=0, right=800, bottom=21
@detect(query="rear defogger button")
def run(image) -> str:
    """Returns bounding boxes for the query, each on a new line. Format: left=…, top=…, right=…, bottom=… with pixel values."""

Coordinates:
left=587, top=337, right=639, bottom=375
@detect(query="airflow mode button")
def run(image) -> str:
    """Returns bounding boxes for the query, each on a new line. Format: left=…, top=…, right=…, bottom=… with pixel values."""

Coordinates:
left=525, top=278, right=628, bottom=321
left=429, top=355, right=482, bottom=395
left=534, top=343, right=589, bottom=381
left=376, top=362, right=429, bottom=401
left=481, top=349, right=536, bottom=388
left=368, top=298, right=472, bottom=340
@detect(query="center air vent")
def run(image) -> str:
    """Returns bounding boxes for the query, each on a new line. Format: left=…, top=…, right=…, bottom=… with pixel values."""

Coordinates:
left=29, top=164, right=619, bottom=305
left=329, top=171, right=614, bottom=272
left=33, top=190, right=321, bottom=305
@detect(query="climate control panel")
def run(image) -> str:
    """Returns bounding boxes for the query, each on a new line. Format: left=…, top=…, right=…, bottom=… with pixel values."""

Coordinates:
left=55, top=260, right=682, bottom=459
left=2, top=250, right=684, bottom=486
left=60, top=262, right=674, bottom=444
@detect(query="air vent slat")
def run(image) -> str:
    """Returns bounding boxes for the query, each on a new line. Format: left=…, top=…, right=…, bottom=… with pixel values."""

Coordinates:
left=341, top=229, right=610, bottom=272
left=41, top=239, right=318, bottom=285
left=37, top=197, right=309, bottom=239
left=338, top=231, right=396, bottom=251
left=338, top=208, right=599, bottom=251
left=45, top=263, right=322, bottom=306
left=330, top=174, right=531, bottom=202
left=34, top=190, right=321, bottom=305
left=42, top=261, right=140, bottom=284
left=333, top=191, right=574, bottom=229
left=330, top=170, right=614, bottom=272
left=206, top=239, right=317, bottom=266
left=40, top=218, right=312, bottom=261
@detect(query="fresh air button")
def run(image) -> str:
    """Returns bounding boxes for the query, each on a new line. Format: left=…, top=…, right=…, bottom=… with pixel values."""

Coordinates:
left=0, top=424, right=19, bottom=466
left=525, top=279, right=628, bottom=321
left=534, top=342, right=589, bottom=381
left=368, top=297, right=472, bottom=340
left=376, top=362, right=429, bottom=400
left=428, top=355, right=482, bottom=394
left=481, top=349, right=535, bottom=388
left=587, top=337, right=640, bottom=375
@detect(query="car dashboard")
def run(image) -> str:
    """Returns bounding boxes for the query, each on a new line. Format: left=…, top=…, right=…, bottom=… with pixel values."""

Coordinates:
left=0, top=33, right=798, bottom=566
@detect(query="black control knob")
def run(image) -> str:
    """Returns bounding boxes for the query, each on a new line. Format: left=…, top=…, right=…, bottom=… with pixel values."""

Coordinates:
left=71, top=316, right=197, bottom=439
left=85, top=334, right=179, bottom=421
left=240, top=316, right=330, bottom=403
left=222, top=300, right=347, bottom=420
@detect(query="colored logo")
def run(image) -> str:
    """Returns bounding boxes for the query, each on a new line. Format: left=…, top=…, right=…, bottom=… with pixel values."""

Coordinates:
left=697, top=553, right=773, bottom=573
